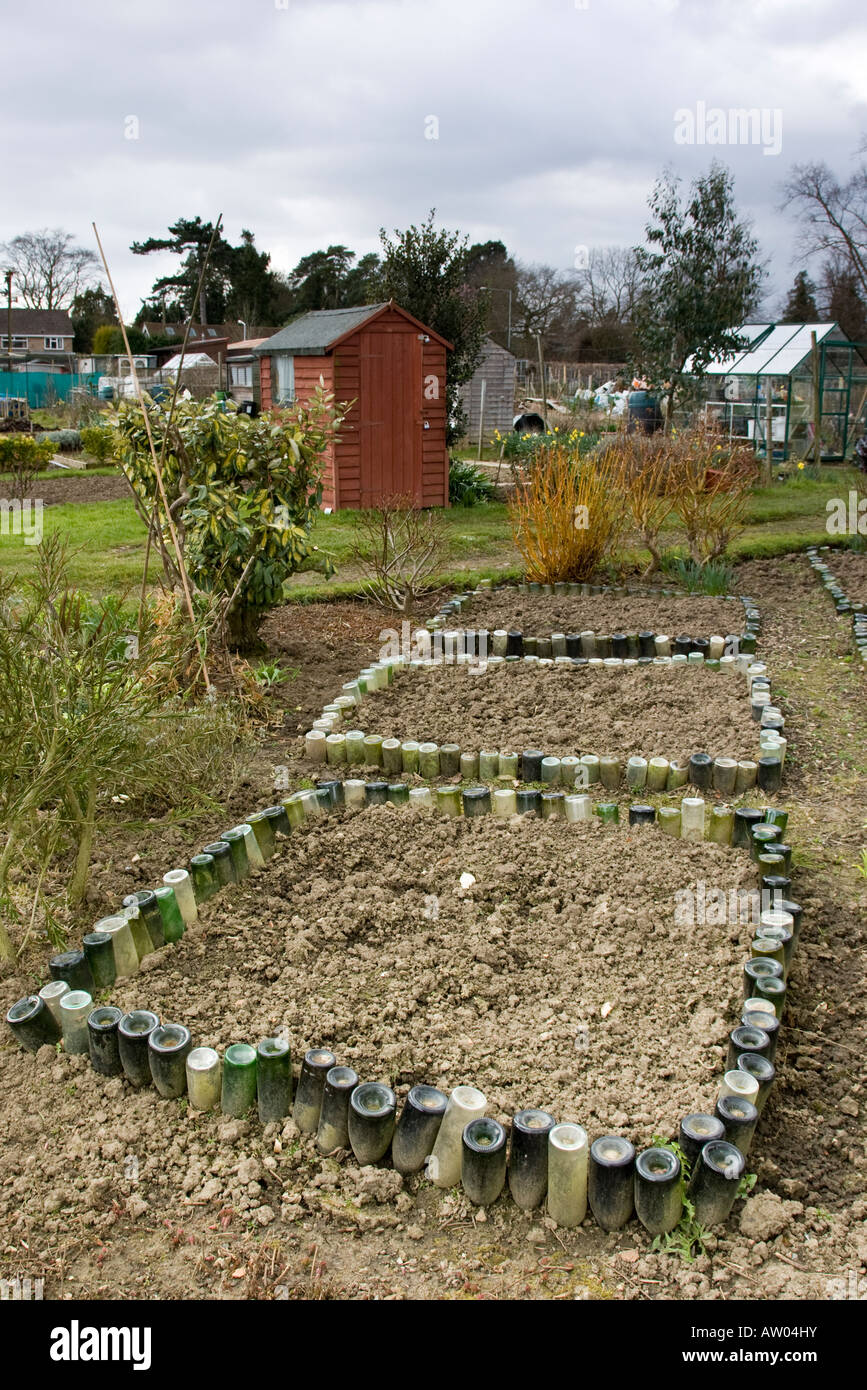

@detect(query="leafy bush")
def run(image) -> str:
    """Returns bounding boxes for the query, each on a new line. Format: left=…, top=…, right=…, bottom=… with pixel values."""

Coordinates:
left=448, top=458, right=495, bottom=506
left=508, top=443, right=627, bottom=583
left=111, top=388, right=347, bottom=648
left=499, top=425, right=601, bottom=466
left=40, top=428, right=82, bottom=451
left=79, top=424, right=116, bottom=465
left=0, top=435, right=55, bottom=499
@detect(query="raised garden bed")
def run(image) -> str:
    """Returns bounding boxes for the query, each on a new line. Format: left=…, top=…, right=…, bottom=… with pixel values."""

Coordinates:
left=309, top=662, right=759, bottom=765
left=429, top=580, right=759, bottom=659
left=5, top=787, right=801, bottom=1235
left=806, top=548, right=867, bottom=667
left=449, top=590, right=747, bottom=644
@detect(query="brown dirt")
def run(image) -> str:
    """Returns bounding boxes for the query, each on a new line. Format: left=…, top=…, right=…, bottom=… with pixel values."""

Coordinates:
left=1, top=557, right=866, bottom=1302
left=463, top=591, right=745, bottom=638
left=20, top=474, right=130, bottom=506
left=309, top=662, right=762, bottom=764
left=820, top=550, right=867, bottom=604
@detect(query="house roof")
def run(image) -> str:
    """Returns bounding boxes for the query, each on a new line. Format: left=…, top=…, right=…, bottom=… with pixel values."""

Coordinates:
left=142, top=322, right=279, bottom=344
left=686, top=322, right=844, bottom=377
left=7, top=308, right=74, bottom=336
left=255, top=301, right=453, bottom=355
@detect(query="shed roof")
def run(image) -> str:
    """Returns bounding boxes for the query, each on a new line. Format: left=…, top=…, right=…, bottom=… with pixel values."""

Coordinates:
left=687, top=322, right=844, bottom=377
left=255, top=301, right=452, bottom=356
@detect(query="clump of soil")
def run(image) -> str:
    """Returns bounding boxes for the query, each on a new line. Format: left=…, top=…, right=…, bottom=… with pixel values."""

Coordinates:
left=461, top=591, right=745, bottom=639
left=820, top=550, right=867, bottom=604
left=313, top=662, right=761, bottom=763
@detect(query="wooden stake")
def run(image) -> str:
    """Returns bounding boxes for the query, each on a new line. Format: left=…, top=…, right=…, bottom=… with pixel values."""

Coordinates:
left=811, top=330, right=821, bottom=465
left=536, top=334, right=547, bottom=422
left=764, top=375, right=774, bottom=484
left=136, top=217, right=223, bottom=627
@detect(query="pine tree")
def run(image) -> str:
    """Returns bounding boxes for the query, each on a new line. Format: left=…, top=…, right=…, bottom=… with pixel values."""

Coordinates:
left=781, top=270, right=819, bottom=322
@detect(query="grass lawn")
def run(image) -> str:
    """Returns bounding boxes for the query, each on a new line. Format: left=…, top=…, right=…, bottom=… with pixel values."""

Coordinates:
left=0, top=500, right=149, bottom=592
left=0, top=468, right=862, bottom=598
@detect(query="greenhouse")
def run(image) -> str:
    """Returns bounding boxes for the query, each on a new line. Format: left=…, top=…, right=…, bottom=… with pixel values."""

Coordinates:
left=685, top=321, right=867, bottom=462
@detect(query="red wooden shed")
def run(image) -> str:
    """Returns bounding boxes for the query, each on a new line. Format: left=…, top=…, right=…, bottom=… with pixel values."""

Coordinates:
left=254, top=301, right=452, bottom=510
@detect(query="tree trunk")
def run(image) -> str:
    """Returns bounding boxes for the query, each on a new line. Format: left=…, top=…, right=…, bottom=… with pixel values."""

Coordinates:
left=226, top=603, right=265, bottom=653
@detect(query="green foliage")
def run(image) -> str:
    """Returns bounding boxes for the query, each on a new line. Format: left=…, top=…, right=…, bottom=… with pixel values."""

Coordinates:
left=111, top=389, right=347, bottom=646
left=285, top=245, right=381, bottom=314
left=79, top=425, right=115, bottom=464
left=633, top=162, right=765, bottom=411
left=0, top=434, right=55, bottom=499
left=378, top=209, right=488, bottom=444
left=41, top=428, right=81, bottom=451
left=781, top=270, right=819, bottom=324
left=132, top=217, right=284, bottom=325
left=648, top=1138, right=710, bottom=1263
left=661, top=554, right=735, bottom=595
left=501, top=426, right=601, bottom=466
left=253, top=660, right=294, bottom=689
left=448, top=459, right=495, bottom=506
left=0, top=436, right=55, bottom=468
left=92, top=324, right=157, bottom=355
left=71, top=287, right=118, bottom=353
left=0, top=536, right=241, bottom=959
left=737, top=1171, right=758, bottom=1200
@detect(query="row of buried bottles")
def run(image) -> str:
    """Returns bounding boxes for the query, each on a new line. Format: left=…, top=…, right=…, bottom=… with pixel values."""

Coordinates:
left=432, top=578, right=758, bottom=642
left=0, top=1003, right=779, bottom=1232
left=306, top=783, right=797, bottom=871
left=808, top=549, right=867, bottom=665
left=4, top=799, right=798, bottom=1052
left=307, top=745, right=786, bottom=797
left=374, top=630, right=756, bottom=661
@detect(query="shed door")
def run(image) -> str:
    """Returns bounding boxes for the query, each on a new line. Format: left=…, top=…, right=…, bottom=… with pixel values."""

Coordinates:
left=359, top=328, right=423, bottom=506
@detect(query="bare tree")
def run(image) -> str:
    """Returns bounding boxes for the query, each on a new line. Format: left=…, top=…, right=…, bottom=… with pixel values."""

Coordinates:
left=350, top=496, right=448, bottom=613
left=513, top=262, right=582, bottom=357
left=781, top=144, right=867, bottom=301
left=0, top=228, right=100, bottom=309
left=575, top=246, right=643, bottom=324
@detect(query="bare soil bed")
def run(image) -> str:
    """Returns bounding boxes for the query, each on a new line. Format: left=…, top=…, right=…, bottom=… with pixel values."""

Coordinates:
left=823, top=550, right=867, bottom=603
left=462, top=591, right=745, bottom=638
left=314, top=662, right=760, bottom=763
left=20, top=474, right=129, bottom=506
left=0, top=808, right=754, bottom=1295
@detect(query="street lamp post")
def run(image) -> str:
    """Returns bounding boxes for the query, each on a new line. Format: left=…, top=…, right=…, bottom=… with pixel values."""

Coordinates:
left=479, top=286, right=512, bottom=351
left=4, top=269, right=13, bottom=378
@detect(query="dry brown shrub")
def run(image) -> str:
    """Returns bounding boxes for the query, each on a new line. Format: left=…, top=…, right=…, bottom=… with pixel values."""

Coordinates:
left=508, top=443, right=627, bottom=583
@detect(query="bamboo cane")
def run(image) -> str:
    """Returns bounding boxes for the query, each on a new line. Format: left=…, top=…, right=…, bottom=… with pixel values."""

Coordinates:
left=92, top=221, right=213, bottom=692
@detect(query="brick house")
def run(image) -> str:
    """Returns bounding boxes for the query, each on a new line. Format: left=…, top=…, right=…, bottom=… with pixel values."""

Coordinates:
left=1, top=309, right=75, bottom=369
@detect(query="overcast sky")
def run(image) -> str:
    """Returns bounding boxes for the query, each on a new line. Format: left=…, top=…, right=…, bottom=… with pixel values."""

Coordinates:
left=4, top=0, right=866, bottom=318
